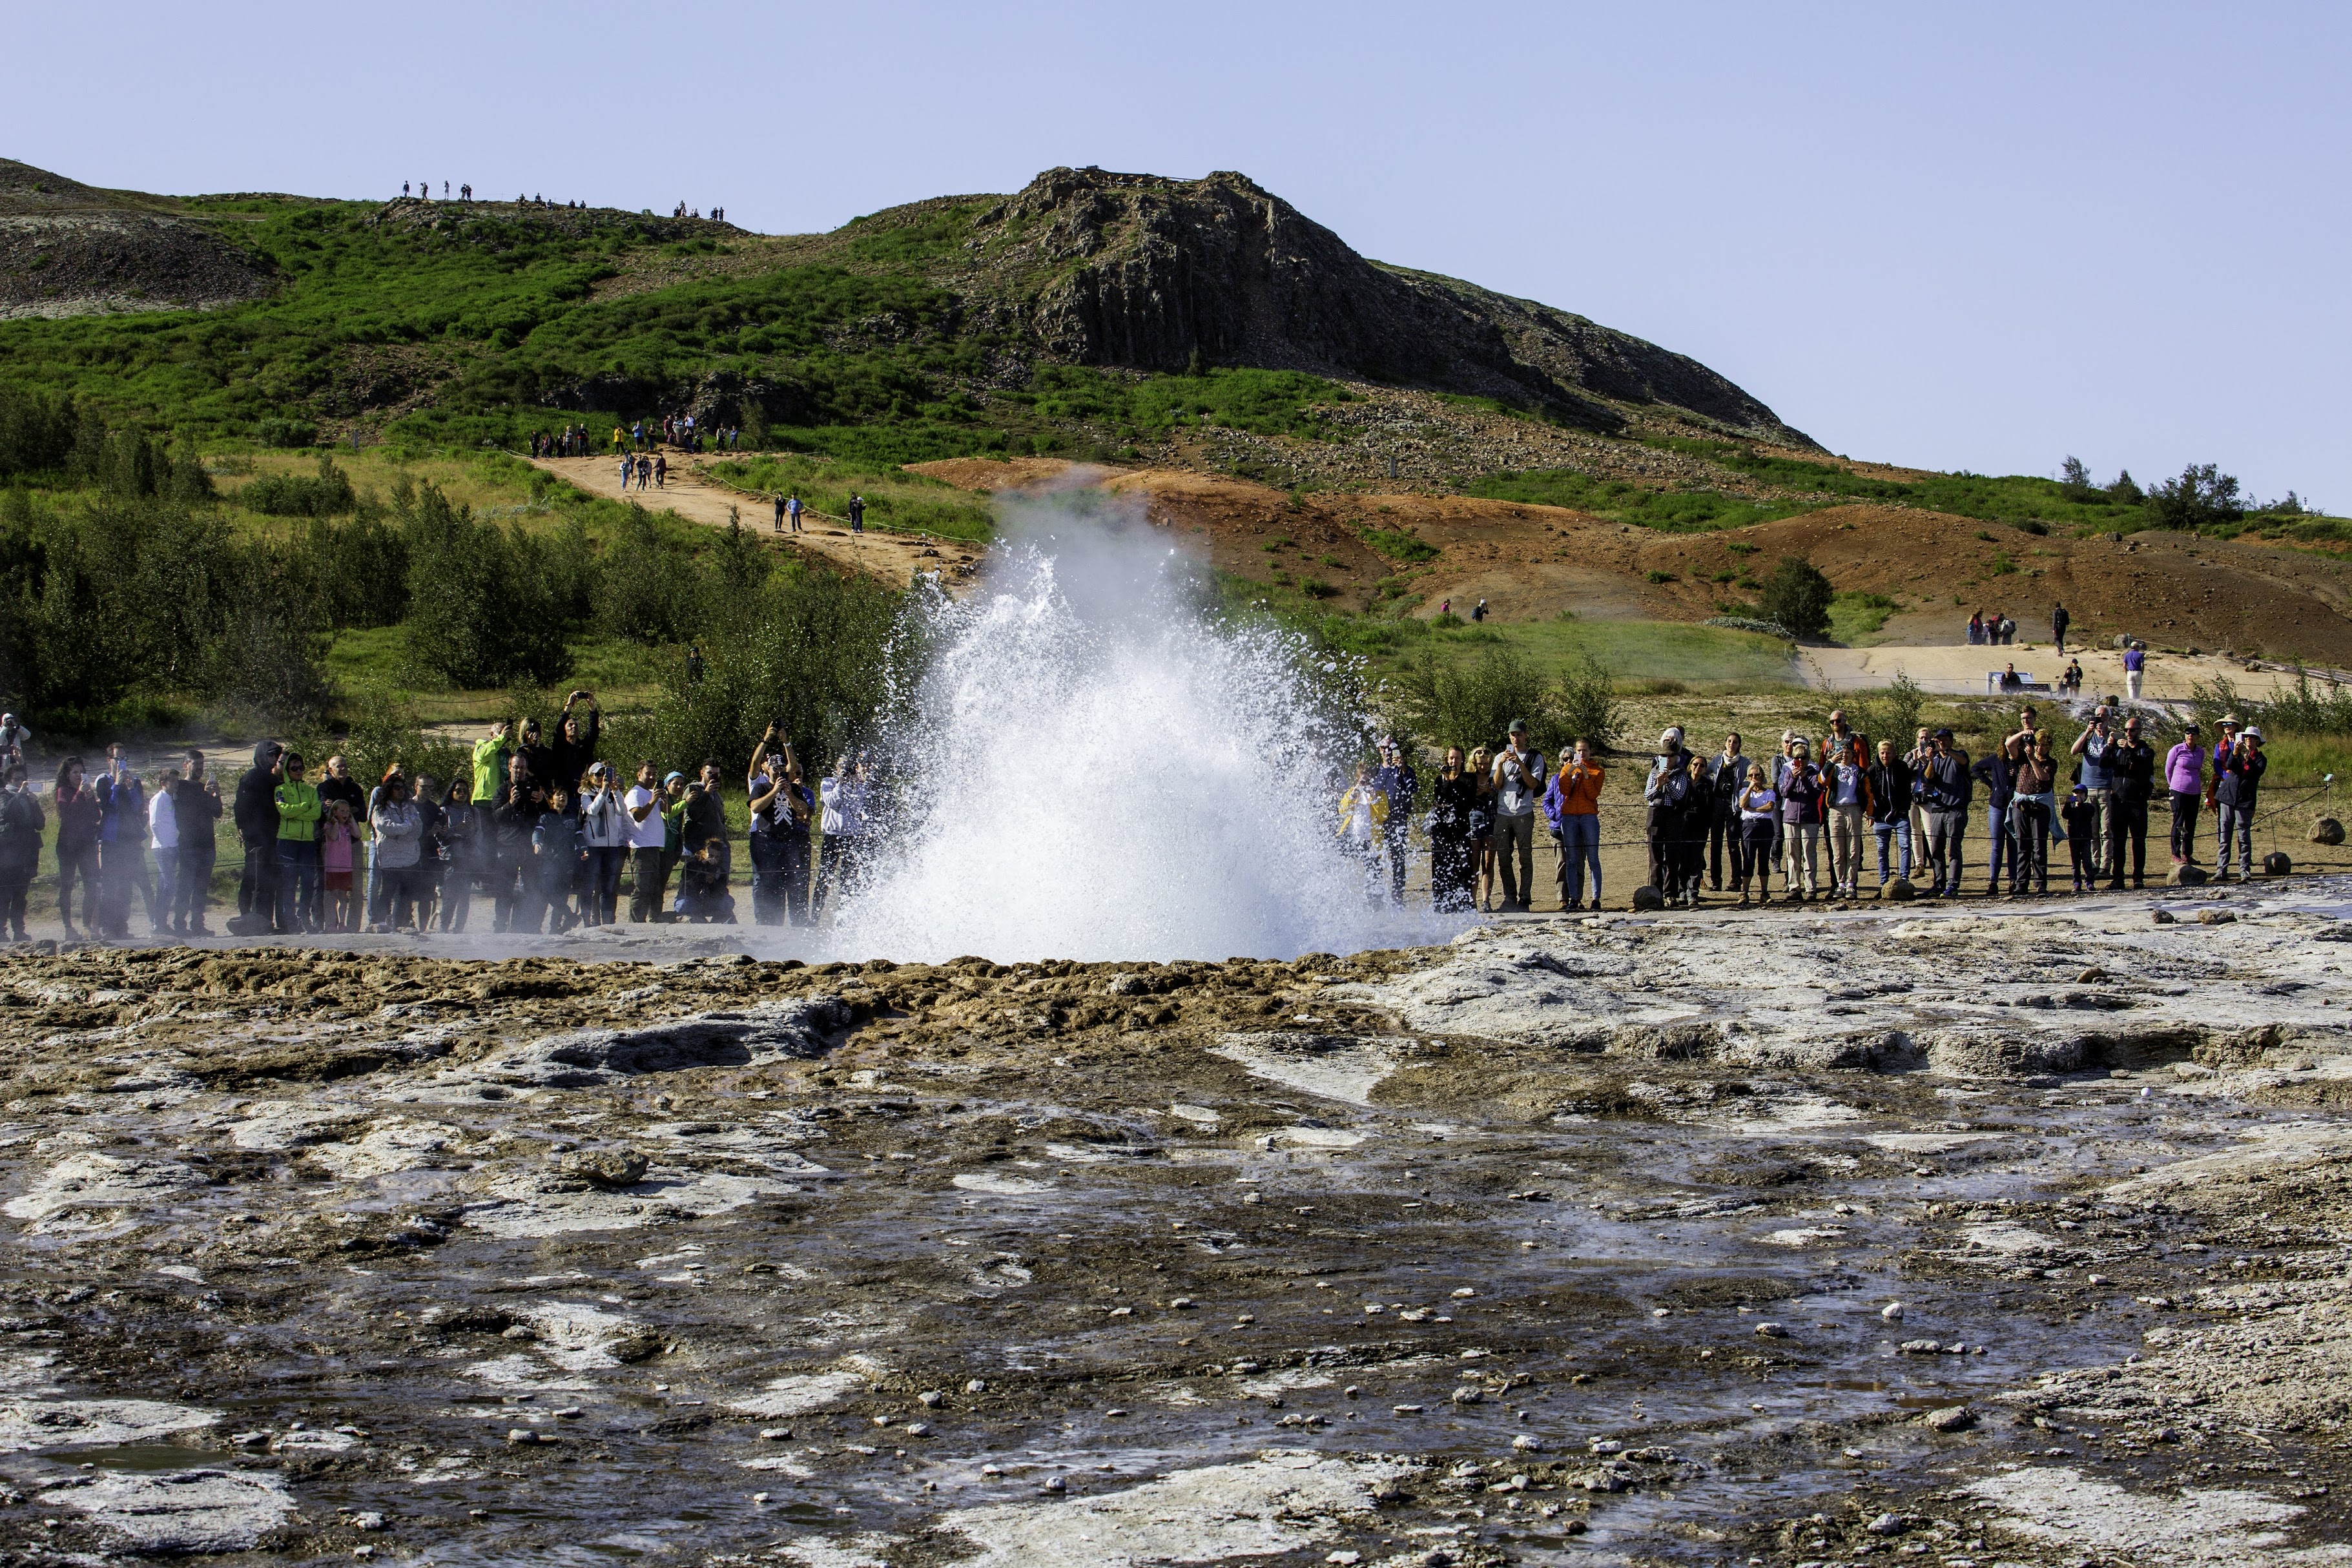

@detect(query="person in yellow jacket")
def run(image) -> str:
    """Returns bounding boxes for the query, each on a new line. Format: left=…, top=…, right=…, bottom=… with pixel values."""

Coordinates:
left=273, top=751, right=324, bottom=931
left=1337, top=761, right=1390, bottom=905
left=472, top=719, right=511, bottom=805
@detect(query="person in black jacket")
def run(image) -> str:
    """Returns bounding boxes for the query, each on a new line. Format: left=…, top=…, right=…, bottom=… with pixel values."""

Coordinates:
left=1706, top=735, right=1750, bottom=893
left=489, top=772, right=546, bottom=932
left=548, top=690, right=602, bottom=795
left=1914, top=729, right=1973, bottom=898
left=0, top=763, right=43, bottom=941
left=1864, top=739, right=1914, bottom=887
left=170, top=749, right=222, bottom=934
left=1971, top=736, right=2021, bottom=896
left=2105, top=714, right=2157, bottom=890
left=513, top=718, right=555, bottom=797
left=231, top=741, right=283, bottom=934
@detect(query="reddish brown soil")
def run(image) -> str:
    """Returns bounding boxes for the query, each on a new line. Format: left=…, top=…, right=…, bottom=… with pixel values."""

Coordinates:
left=908, top=460, right=2352, bottom=662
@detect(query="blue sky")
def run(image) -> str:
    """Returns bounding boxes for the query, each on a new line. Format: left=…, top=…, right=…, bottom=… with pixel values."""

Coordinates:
left=10, top=2, right=2346, bottom=504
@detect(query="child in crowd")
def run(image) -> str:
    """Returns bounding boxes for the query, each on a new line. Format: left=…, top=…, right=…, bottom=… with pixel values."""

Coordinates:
left=320, top=799, right=360, bottom=931
left=2061, top=785, right=2099, bottom=893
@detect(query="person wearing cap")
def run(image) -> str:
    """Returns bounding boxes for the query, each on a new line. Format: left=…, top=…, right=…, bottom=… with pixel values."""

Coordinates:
left=2164, top=723, right=2207, bottom=866
left=624, top=761, right=671, bottom=922
left=2207, top=716, right=2240, bottom=865
left=2214, top=725, right=2267, bottom=880
left=1916, top=727, right=1974, bottom=897
left=0, top=713, right=30, bottom=767
left=1490, top=721, right=1544, bottom=913
left=1643, top=727, right=1693, bottom=902
left=1822, top=728, right=1870, bottom=898
left=2105, top=714, right=2156, bottom=890
left=579, top=760, right=632, bottom=925
left=2123, top=641, right=2147, bottom=701
left=2070, top=707, right=2116, bottom=881
left=1778, top=738, right=1826, bottom=901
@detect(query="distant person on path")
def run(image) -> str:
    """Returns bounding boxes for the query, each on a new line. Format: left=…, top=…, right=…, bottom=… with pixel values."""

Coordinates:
left=1866, top=738, right=1914, bottom=887
left=273, top=752, right=324, bottom=932
left=685, top=644, right=707, bottom=685
left=787, top=492, right=804, bottom=533
left=1916, top=728, right=1973, bottom=898
left=1545, top=738, right=1605, bottom=911
left=2124, top=641, right=2147, bottom=701
left=1429, top=747, right=1477, bottom=913
left=2050, top=603, right=2070, bottom=654
left=1491, top=721, right=1543, bottom=913
left=1967, top=611, right=1984, bottom=646
left=1470, top=599, right=1488, bottom=623
left=847, top=494, right=866, bottom=533
left=2165, top=722, right=2205, bottom=866
left=2058, top=657, right=2083, bottom=696
left=2214, top=727, right=2267, bottom=880
left=773, top=493, right=787, bottom=532
left=0, top=764, right=43, bottom=941
left=1464, top=745, right=1497, bottom=912
left=653, top=453, right=668, bottom=489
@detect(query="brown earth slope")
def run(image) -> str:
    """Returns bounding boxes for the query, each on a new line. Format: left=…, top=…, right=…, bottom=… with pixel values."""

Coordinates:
left=910, top=459, right=2352, bottom=663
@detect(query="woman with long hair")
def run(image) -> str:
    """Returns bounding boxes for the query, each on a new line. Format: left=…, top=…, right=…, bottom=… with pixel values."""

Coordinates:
left=1429, top=747, right=1476, bottom=913
left=52, top=757, right=100, bottom=940
left=438, top=778, right=476, bottom=931
left=1465, top=744, right=1497, bottom=913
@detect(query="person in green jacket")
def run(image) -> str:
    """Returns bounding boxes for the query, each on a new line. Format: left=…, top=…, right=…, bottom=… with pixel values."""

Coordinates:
left=472, top=719, right=512, bottom=805
left=274, top=751, right=324, bottom=931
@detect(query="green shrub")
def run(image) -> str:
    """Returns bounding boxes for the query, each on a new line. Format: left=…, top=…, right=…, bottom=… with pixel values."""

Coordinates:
left=255, top=417, right=318, bottom=449
left=240, top=454, right=358, bottom=517
left=1760, top=555, right=1833, bottom=639
left=1556, top=650, right=1621, bottom=751
left=1363, top=528, right=1438, bottom=563
left=1394, top=645, right=1556, bottom=755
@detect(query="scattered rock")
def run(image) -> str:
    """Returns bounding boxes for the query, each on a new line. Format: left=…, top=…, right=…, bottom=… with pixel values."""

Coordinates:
left=2264, top=851, right=2293, bottom=876
left=2167, top=864, right=2209, bottom=887
left=2152, top=909, right=2178, bottom=923
left=1884, top=877, right=1917, bottom=902
left=2199, top=909, right=2237, bottom=925
left=2311, top=817, right=2344, bottom=847
left=1923, top=1406, right=1975, bottom=1432
left=1755, top=1321, right=1789, bottom=1337
left=555, top=1148, right=648, bottom=1189
left=1631, top=885, right=1666, bottom=912
left=1866, top=1511, right=1905, bottom=1535
left=1880, top=1302, right=1904, bottom=1322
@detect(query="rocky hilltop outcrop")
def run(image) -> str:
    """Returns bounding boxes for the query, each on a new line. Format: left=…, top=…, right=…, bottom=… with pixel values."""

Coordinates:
left=0, top=160, right=274, bottom=320
left=950, top=167, right=1807, bottom=444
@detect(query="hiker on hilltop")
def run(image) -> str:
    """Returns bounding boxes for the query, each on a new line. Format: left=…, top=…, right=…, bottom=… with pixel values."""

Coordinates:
left=2051, top=602, right=2070, bottom=654
left=2124, top=641, right=2147, bottom=701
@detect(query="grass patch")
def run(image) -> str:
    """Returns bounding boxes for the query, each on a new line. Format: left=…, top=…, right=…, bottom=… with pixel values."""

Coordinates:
left=1460, top=468, right=1810, bottom=531
left=1362, top=528, right=1439, bottom=563
left=1828, top=590, right=1900, bottom=643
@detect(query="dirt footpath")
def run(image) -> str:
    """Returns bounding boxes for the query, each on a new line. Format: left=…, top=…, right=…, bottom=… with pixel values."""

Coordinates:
left=530, top=451, right=987, bottom=590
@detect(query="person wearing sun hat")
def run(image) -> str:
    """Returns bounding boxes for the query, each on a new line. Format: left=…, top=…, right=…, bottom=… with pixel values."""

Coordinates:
left=2214, top=725, right=2267, bottom=880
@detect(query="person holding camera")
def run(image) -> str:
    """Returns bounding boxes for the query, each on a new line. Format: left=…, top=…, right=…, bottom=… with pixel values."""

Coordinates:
left=1489, top=721, right=1543, bottom=913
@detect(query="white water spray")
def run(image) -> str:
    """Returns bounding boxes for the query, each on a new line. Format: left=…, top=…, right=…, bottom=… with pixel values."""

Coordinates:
left=830, top=498, right=1457, bottom=962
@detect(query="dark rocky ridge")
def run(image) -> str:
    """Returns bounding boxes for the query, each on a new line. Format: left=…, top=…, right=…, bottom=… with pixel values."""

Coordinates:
left=956, top=167, right=1810, bottom=445
left=0, top=160, right=275, bottom=320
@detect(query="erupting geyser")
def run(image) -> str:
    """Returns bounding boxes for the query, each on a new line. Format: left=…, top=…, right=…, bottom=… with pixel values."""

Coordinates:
left=830, top=499, right=1456, bottom=962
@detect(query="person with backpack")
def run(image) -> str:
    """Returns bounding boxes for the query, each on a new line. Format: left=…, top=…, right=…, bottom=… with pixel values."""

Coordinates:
left=2050, top=602, right=2070, bottom=654
left=847, top=493, right=866, bottom=533
left=92, top=745, right=153, bottom=938
left=2070, top=708, right=2116, bottom=882
left=2061, top=785, right=2099, bottom=892
left=1915, top=728, right=1974, bottom=898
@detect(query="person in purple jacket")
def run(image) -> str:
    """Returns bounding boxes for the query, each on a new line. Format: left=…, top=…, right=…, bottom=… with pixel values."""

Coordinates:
left=2164, top=722, right=2205, bottom=865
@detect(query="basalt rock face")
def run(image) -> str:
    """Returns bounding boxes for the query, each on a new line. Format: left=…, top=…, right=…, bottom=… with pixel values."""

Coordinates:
left=0, top=160, right=275, bottom=320
left=969, top=167, right=1807, bottom=444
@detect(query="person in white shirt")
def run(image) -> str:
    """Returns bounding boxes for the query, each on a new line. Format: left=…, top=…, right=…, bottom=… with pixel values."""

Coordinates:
left=147, top=765, right=181, bottom=936
left=623, top=761, right=670, bottom=922
left=818, top=753, right=871, bottom=918
left=1488, top=720, right=1545, bottom=913
left=577, top=763, right=634, bottom=925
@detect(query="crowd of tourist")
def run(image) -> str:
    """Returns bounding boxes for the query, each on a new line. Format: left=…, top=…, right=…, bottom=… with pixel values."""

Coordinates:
left=1354, top=699, right=2274, bottom=916
left=0, top=693, right=882, bottom=944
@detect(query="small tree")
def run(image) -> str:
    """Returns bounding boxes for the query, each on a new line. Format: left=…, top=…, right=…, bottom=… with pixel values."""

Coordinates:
left=1394, top=646, right=1554, bottom=756
left=1555, top=649, right=1621, bottom=752
left=1760, top=555, right=1833, bottom=640
left=2146, top=463, right=2244, bottom=530
left=2059, top=455, right=2094, bottom=497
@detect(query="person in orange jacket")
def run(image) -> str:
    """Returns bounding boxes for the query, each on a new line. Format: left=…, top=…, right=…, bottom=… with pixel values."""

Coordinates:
left=1544, top=738, right=1607, bottom=911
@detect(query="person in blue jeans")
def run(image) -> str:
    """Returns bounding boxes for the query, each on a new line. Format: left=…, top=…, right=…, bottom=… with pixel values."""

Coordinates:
left=1545, top=739, right=1607, bottom=911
